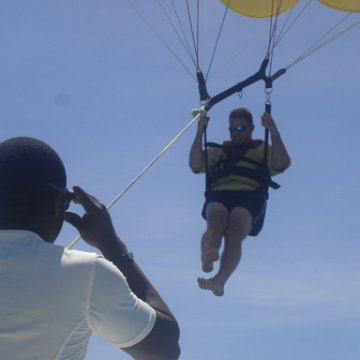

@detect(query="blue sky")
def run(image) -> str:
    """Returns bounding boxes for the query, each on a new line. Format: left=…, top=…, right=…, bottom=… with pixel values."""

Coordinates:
left=1, top=1, right=359, bottom=359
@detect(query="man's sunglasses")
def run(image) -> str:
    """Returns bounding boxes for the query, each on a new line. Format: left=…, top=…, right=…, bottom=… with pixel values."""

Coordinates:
left=48, top=183, right=72, bottom=211
left=229, top=126, right=247, bottom=133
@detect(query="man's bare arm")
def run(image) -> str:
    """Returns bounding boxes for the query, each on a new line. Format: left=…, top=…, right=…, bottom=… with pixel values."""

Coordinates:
left=65, top=186, right=180, bottom=360
left=261, top=112, right=291, bottom=172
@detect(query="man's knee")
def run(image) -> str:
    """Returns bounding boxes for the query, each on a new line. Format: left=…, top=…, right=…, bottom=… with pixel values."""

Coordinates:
left=226, top=207, right=252, bottom=238
left=204, top=202, right=229, bottom=236
left=206, top=203, right=228, bottom=224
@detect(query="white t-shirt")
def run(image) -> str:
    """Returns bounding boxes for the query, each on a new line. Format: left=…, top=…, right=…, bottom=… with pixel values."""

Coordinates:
left=0, top=230, right=156, bottom=360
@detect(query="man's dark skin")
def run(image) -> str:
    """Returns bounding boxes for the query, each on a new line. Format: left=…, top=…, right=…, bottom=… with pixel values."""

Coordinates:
left=0, top=183, right=180, bottom=360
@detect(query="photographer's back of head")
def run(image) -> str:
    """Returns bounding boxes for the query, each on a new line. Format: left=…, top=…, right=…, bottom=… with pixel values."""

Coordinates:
left=0, top=137, right=67, bottom=242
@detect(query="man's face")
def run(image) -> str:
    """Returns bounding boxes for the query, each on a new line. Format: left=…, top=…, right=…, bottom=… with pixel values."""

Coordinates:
left=229, top=117, right=254, bottom=144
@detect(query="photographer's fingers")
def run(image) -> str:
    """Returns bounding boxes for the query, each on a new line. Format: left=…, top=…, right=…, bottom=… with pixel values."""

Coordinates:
left=64, top=212, right=84, bottom=232
left=72, top=186, right=101, bottom=213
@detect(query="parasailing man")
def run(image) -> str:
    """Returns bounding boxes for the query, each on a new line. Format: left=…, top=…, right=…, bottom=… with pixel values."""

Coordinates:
left=189, top=107, right=291, bottom=296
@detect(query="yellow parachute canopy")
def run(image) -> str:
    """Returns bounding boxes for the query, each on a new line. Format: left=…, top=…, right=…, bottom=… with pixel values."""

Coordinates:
left=219, top=0, right=299, bottom=19
left=318, top=0, right=360, bottom=12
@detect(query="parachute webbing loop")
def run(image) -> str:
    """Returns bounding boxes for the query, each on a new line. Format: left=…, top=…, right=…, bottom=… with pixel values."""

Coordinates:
left=67, top=110, right=203, bottom=249
left=197, top=70, right=211, bottom=102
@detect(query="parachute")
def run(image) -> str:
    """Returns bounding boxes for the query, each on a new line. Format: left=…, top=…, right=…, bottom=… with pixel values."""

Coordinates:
left=220, top=0, right=360, bottom=16
left=219, top=0, right=299, bottom=18
left=318, top=0, right=360, bottom=12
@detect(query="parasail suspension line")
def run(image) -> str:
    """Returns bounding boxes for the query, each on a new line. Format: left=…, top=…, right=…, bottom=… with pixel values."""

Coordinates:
left=273, top=0, right=312, bottom=50
left=127, top=0, right=196, bottom=81
left=205, top=0, right=230, bottom=81
left=266, top=0, right=283, bottom=60
left=185, top=0, right=200, bottom=70
left=266, top=0, right=281, bottom=56
left=285, top=15, right=360, bottom=71
left=67, top=109, right=205, bottom=249
left=157, top=0, right=197, bottom=68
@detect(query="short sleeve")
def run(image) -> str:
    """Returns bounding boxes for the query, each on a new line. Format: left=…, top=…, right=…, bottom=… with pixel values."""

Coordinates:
left=88, top=257, right=156, bottom=348
left=253, top=143, right=280, bottom=176
left=199, top=147, right=223, bottom=173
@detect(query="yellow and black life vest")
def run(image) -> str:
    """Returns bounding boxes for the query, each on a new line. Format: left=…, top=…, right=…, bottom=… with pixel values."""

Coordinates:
left=205, top=140, right=280, bottom=196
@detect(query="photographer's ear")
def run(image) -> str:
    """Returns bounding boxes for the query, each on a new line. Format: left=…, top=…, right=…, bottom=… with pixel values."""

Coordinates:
left=48, top=193, right=63, bottom=216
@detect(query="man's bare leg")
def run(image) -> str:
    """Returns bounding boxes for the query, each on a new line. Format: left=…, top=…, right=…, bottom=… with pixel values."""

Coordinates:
left=198, top=207, right=252, bottom=296
left=200, top=202, right=228, bottom=272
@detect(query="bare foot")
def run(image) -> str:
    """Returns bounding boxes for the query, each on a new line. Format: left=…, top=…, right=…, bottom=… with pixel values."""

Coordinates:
left=201, top=248, right=220, bottom=273
left=197, top=277, right=224, bottom=296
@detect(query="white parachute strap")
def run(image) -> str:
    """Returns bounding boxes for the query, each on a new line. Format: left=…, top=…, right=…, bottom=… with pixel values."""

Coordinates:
left=285, top=14, right=360, bottom=71
left=127, top=0, right=196, bottom=81
left=67, top=109, right=205, bottom=249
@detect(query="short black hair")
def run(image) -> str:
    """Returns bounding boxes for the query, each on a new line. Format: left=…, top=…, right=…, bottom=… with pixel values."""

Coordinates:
left=229, top=107, right=253, bottom=125
left=0, top=137, right=66, bottom=194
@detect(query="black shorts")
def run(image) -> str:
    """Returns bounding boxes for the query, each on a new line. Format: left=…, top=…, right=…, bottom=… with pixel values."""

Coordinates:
left=201, top=190, right=266, bottom=225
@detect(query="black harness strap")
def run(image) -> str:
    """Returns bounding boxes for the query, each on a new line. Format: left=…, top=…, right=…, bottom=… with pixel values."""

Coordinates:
left=203, top=123, right=211, bottom=192
left=264, top=102, right=271, bottom=167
